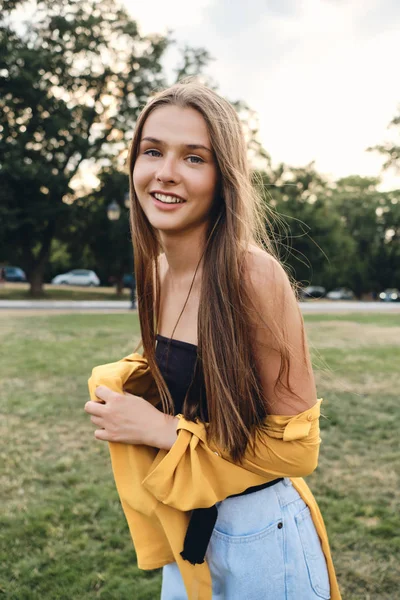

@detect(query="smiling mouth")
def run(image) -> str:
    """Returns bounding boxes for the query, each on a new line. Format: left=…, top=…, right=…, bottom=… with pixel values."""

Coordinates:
left=151, top=192, right=186, bottom=205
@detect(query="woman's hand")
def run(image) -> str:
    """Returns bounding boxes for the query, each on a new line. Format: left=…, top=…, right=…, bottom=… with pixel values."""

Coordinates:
left=84, top=385, right=179, bottom=450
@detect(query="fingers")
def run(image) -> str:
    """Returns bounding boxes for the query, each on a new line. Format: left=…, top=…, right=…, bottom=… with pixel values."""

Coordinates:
left=85, top=386, right=119, bottom=443
left=84, top=386, right=120, bottom=414
left=95, top=385, right=119, bottom=403
left=84, top=400, right=105, bottom=416
left=94, top=429, right=108, bottom=441
left=89, top=414, right=108, bottom=441
left=85, top=386, right=137, bottom=444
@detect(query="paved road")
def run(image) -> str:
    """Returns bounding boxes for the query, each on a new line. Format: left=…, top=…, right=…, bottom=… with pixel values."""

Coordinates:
left=300, top=301, right=400, bottom=313
left=0, top=300, right=399, bottom=313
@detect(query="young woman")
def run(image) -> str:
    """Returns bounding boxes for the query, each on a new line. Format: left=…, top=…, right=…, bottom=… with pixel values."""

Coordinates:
left=85, top=81, right=340, bottom=599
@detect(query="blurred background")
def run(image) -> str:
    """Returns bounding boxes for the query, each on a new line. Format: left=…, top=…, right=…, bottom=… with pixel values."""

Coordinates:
left=0, top=0, right=399, bottom=302
left=1, top=2, right=399, bottom=600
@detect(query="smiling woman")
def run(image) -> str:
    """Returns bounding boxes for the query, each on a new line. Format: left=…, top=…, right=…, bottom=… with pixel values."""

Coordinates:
left=133, top=105, right=218, bottom=232
left=85, top=81, right=341, bottom=600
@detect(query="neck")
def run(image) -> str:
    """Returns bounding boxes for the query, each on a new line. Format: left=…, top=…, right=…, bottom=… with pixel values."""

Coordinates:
left=159, top=225, right=207, bottom=281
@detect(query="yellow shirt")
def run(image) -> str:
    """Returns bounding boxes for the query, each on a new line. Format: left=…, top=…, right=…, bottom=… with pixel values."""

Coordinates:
left=88, top=353, right=341, bottom=600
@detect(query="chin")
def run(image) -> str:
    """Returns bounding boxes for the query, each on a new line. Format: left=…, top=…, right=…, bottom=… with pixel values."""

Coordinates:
left=147, top=216, right=186, bottom=233
left=143, top=206, right=210, bottom=236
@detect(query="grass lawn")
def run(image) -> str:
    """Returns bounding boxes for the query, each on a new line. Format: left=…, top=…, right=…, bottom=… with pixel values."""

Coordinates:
left=0, top=282, right=131, bottom=301
left=0, top=313, right=399, bottom=599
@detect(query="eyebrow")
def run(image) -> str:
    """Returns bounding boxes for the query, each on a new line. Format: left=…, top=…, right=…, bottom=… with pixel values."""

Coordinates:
left=140, top=136, right=212, bottom=154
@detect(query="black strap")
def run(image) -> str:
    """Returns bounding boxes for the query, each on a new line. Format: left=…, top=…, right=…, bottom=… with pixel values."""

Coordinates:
left=228, top=478, right=283, bottom=500
left=180, top=478, right=283, bottom=565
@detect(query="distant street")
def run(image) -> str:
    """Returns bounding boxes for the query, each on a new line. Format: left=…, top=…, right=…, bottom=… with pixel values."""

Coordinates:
left=0, top=300, right=399, bottom=314
left=300, top=301, right=400, bottom=313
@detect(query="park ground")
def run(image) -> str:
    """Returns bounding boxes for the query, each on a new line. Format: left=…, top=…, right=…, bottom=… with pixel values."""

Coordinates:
left=0, top=282, right=131, bottom=301
left=0, top=312, right=399, bottom=599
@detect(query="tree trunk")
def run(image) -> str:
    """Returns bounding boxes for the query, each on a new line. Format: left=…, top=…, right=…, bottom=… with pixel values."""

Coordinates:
left=29, top=264, right=46, bottom=297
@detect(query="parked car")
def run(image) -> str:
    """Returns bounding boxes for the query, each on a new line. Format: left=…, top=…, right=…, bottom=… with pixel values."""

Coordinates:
left=379, top=288, right=400, bottom=302
left=326, top=288, right=355, bottom=300
left=301, top=286, right=326, bottom=299
left=0, top=265, right=27, bottom=282
left=51, top=269, right=100, bottom=286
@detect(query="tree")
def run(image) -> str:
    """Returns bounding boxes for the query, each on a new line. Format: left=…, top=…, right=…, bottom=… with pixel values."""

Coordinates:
left=64, top=168, right=133, bottom=294
left=0, top=0, right=210, bottom=295
left=372, top=189, right=400, bottom=290
left=366, top=108, right=400, bottom=293
left=255, top=166, right=400, bottom=296
left=256, top=163, right=357, bottom=290
left=368, top=107, right=400, bottom=173
left=328, top=176, right=400, bottom=295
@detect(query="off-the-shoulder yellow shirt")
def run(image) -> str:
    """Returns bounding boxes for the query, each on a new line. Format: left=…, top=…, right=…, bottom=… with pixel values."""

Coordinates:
left=88, top=353, right=341, bottom=600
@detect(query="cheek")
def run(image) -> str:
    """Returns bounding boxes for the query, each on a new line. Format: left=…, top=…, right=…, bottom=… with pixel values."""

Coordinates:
left=132, top=172, right=147, bottom=214
left=132, top=160, right=151, bottom=193
left=193, top=169, right=218, bottom=201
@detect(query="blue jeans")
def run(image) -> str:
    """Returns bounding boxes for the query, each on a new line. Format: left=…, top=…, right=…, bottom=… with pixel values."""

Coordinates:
left=161, top=478, right=331, bottom=599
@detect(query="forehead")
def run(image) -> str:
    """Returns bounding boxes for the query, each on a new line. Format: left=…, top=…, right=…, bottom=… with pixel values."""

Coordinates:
left=141, top=105, right=211, bottom=145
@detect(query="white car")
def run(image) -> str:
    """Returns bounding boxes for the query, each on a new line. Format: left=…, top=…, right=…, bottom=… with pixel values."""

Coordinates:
left=379, top=288, right=400, bottom=302
left=326, top=288, right=355, bottom=300
left=51, top=269, right=100, bottom=286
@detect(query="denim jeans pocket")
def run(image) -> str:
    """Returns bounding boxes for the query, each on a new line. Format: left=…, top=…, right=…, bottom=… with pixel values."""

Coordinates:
left=207, top=517, right=285, bottom=596
left=212, top=517, right=283, bottom=544
left=295, top=506, right=331, bottom=599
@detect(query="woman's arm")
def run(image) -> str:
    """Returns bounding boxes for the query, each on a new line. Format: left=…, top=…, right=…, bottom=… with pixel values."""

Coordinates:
left=245, top=248, right=317, bottom=415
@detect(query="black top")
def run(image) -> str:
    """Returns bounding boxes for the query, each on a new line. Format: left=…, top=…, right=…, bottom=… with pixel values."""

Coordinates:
left=155, top=333, right=208, bottom=421
left=155, top=333, right=198, bottom=415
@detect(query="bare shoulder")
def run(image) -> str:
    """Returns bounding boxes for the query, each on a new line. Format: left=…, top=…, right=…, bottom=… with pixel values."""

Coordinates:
left=244, top=247, right=316, bottom=414
left=244, top=245, right=295, bottom=308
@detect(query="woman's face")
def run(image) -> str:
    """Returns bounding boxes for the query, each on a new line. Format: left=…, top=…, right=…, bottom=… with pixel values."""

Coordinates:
left=133, top=105, right=219, bottom=236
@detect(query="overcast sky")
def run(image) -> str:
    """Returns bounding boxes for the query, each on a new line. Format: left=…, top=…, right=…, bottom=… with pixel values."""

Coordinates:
left=124, top=0, right=400, bottom=189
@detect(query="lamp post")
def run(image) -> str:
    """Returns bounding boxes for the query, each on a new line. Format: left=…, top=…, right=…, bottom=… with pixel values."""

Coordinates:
left=107, top=196, right=136, bottom=310
left=107, top=199, right=121, bottom=221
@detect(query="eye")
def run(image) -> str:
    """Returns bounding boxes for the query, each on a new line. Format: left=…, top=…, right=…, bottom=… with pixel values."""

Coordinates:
left=144, top=149, right=161, bottom=157
left=187, top=155, right=204, bottom=164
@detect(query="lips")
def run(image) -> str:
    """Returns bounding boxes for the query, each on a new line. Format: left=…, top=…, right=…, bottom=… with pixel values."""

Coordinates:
left=150, top=191, right=187, bottom=204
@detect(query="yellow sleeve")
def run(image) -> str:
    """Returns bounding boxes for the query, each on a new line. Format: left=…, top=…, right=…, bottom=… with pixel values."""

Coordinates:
left=87, top=354, right=162, bottom=517
left=141, top=400, right=322, bottom=511
left=88, top=353, right=160, bottom=407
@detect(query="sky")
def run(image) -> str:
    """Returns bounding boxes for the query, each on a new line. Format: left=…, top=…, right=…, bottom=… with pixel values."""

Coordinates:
left=123, top=0, right=400, bottom=190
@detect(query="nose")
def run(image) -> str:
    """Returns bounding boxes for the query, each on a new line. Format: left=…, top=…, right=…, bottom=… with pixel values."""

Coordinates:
left=155, top=155, right=179, bottom=184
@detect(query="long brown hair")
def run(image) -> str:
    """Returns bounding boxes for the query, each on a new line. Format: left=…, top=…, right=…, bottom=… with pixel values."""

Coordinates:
left=128, top=81, right=293, bottom=462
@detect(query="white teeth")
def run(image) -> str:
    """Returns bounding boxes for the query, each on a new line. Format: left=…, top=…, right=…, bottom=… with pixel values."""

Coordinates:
left=154, top=193, right=185, bottom=204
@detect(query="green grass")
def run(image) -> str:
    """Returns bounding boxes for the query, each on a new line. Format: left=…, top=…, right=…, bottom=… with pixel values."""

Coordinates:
left=303, top=312, right=399, bottom=326
left=0, top=313, right=399, bottom=599
left=0, top=283, right=131, bottom=301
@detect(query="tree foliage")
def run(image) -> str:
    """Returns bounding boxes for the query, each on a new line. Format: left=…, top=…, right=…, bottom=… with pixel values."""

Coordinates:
left=369, top=107, right=400, bottom=173
left=0, top=0, right=208, bottom=294
left=63, top=168, right=133, bottom=292
left=256, top=167, right=400, bottom=296
left=1, top=0, right=399, bottom=298
left=257, top=163, right=355, bottom=289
